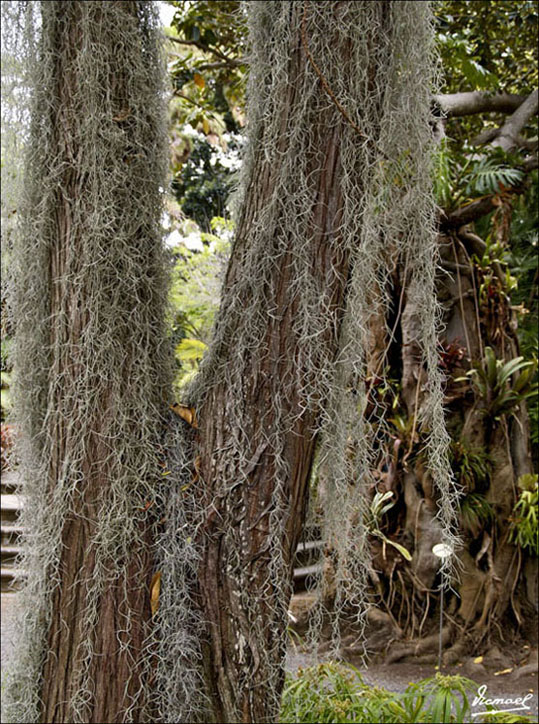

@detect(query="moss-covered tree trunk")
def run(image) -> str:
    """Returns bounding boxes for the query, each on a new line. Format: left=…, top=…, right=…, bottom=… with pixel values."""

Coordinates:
left=5, top=3, right=169, bottom=722
left=190, top=22, right=353, bottom=724
left=163, top=2, right=446, bottom=722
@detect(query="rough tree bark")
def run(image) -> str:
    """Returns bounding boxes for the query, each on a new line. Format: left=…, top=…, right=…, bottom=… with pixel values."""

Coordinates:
left=180, top=2, right=398, bottom=721
left=5, top=3, right=168, bottom=722
left=39, top=5, right=161, bottom=722
left=361, top=177, right=536, bottom=664
left=192, top=39, right=349, bottom=724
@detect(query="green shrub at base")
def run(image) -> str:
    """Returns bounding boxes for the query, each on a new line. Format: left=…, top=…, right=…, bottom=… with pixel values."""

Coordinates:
left=279, top=663, right=537, bottom=723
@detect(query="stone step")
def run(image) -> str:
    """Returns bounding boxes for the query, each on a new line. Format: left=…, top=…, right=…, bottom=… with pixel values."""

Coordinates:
left=0, top=494, right=23, bottom=524
left=295, top=539, right=322, bottom=566
left=1, top=524, right=24, bottom=547
left=1, top=545, right=22, bottom=566
left=0, top=567, right=25, bottom=593
left=293, top=562, right=322, bottom=592
left=0, top=470, right=20, bottom=495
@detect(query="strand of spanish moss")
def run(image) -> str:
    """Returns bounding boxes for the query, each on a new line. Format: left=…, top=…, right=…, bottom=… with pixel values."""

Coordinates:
left=2, top=3, right=172, bottom=722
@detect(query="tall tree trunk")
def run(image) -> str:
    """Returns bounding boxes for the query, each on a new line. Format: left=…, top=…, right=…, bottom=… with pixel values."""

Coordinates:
left=5, top=3, right=169, bottom=722
left=164, top=2, right=440, bottom=721
left=193, top=30, right=351, bottom=724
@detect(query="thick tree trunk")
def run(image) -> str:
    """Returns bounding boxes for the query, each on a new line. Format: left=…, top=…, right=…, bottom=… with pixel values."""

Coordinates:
left=193, top=43, right=348, bottom=724
left=39, top=8, right=152, bottom=721
left=5, top=3, right=168, bottom=722
left=362, top=227, right=535, bottom=659
left=181, top=3, right=396, bottom=721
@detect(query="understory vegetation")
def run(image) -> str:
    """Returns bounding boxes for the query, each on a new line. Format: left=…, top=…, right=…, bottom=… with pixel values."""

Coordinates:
left=279, top=663, right=536, bottom=724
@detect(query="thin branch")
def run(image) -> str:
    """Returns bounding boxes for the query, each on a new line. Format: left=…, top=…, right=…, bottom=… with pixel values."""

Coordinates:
left=193, top=61, right=244, bottom=72
left=166, top=34, right=241, bottom=67
left=440, top=179, right=532, bottom=228
left=300, top=0, right=368, bottom=141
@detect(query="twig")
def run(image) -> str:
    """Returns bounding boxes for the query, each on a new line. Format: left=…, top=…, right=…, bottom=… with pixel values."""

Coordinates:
left=300, top=1, right=368, bottom=141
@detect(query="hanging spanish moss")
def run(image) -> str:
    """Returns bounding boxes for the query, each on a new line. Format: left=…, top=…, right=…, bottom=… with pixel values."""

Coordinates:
left=153, top=1, right=461, bottom=722
left=2, top=2, right=171, bottom=722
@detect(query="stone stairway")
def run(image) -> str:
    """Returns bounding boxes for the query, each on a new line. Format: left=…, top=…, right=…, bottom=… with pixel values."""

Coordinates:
left=1, top=470, right=23, bottom=592
left=293, top=538, right=323, bottom=592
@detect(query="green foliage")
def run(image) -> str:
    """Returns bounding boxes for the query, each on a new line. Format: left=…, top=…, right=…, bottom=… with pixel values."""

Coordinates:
left=458, top=347, right=537, bottom=420
left=169, top=217, right=231, bottom=388
left=463, top=156, right=524, bottom=198
left=506, top=185, right=539, bottom=446
left=509, top=474, right=538, bottom=556
left=367, top=491, right=412, bottom=561
left=170, top=135, right=241, bottom=230
left=459, top=493, right=494, bottom=538
left=450, top=441, right=492, bottom=492
left=436, top=30, right=498, bottom=91
left=436, top=1, right=538, bottom=95
left=279, top=664, right=479, bottom=724
left=165, top=0, right=247, bottom=134
left=433, top=146, right=527, bottom=211
left=0, top=371, right=11, bottom=422
left=480, top=711, right=537, bottom=723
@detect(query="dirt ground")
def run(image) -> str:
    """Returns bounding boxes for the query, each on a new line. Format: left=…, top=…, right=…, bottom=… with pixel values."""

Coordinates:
left=2, top=592, right=537, bottom=722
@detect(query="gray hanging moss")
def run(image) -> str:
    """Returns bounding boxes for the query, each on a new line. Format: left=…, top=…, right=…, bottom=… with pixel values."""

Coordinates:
left=2, top=1, right=461, bottom=722
left=2, top=2, right=172, bottom=721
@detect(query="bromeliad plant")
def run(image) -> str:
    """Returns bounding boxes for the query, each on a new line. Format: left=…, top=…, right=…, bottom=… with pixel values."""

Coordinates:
left=367, top=490, right=412, bottom=562
left=458, top=347, right=537, bottom=420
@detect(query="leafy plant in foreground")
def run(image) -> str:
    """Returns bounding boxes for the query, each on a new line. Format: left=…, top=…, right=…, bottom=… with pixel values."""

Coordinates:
left=458, top=347, right=537, bottom=419
left=279, top=663, right=481, bottom=723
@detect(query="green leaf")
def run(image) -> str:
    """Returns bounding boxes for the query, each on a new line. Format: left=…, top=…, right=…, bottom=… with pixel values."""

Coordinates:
left=485, top=347, right=498, bottom=388
left=175, top=337, right=208, bottom=362
left=497, top=357, right=529, bottom=388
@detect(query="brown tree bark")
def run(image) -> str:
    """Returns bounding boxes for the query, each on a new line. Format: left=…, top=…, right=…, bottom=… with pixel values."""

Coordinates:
left=183, top=3, right=393, bottom=721
left=33, top=3, right=163, bottom=722
left=362, top=226, right=535, bottom=661
left=192, top=61, right=347, bottom=724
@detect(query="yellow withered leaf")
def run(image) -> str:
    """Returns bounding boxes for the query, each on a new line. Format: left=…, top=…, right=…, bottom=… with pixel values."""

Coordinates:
left=150, top=571, right=161, bottom=617
left=193, top=72, right=205, bottom=89
left=493, top=668, right=513, bottom=676
left=473, top=656, right=483, bottom=664
left=170, top=403, right=198, bottom=428
left=202, top=116, right=210, bottom=134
